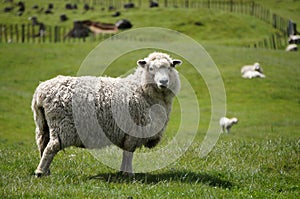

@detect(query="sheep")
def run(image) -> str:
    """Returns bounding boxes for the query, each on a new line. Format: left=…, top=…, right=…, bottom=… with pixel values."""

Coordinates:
left=242, top=70, right=266, bottom=79
left=288, top=35, right=300, bottom=44
left=241, top=62, right=263, bottom=74
left=219, top=117, right=238, bottom=133
left=285, top=44, right=298, bottom=52
left=241, top=62, right=265, bottom=79
left=32, top=52, right=182, bottom=177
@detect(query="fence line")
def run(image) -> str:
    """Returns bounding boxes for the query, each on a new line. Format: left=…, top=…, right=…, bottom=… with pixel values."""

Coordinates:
left=0, top=0, right=290, bottom=49
left=0, top=23, right=114, bottom=43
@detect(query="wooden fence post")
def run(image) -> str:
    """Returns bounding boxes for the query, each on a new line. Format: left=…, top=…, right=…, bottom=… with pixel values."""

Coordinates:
left=3, top=24, right=7, bottom=42
left=15, top=24, right=19, bottom=43
left=21, top=24, right=25, bottom=43
left=9, top=24, right=13, bottom=43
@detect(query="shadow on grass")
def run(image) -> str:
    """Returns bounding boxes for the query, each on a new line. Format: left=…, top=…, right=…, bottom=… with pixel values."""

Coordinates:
left=88, top=171, right=233, bottom=189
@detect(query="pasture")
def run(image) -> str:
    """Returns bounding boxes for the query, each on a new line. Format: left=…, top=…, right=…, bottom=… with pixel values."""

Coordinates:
left=0, top=0, right=299, bottom=198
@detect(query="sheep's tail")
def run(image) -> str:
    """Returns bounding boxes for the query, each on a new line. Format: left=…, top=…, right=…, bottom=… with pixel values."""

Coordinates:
left=32, top=91, right=50, bottom=157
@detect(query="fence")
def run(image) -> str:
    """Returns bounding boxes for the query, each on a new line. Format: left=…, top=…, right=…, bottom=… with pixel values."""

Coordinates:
left=0, top=0, right=290, bottom=49
left=0, top=23, right=114, bottom=43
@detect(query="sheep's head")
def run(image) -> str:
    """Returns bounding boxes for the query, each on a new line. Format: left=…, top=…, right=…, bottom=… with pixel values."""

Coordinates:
left=253, top=62, right=263, bottom=73
left=137, top=52, right=182, bottom=95
left=231, top=117, right=238, bottom=124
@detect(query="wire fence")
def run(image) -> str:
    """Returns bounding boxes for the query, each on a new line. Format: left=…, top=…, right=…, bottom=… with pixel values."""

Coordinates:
left=0, top=0, right=290, bottom=49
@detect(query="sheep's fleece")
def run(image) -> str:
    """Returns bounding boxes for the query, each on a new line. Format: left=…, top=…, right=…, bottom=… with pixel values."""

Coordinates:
left=32, top=52, right=182, bottom=176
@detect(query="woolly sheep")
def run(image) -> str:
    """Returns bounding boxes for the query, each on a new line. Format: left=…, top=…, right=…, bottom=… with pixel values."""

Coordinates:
left=241, top=62, right=263, bottom=74
left=219, top=117, right=238, bottom=133
left=285, top=44, right=298, bottom=52
left=288, top=35, right=300, bottom=44
left=32, top=52, right=182, bottom=177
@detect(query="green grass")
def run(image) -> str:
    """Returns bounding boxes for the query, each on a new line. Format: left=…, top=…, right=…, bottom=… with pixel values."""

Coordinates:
left=0, top=42, right=299, bottom=198
left=0, top=1, right=300, bottom=198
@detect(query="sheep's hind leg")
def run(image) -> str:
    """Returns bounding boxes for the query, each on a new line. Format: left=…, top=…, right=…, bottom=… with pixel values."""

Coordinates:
left=36, top=126, right=50, bottom=158
left=35, top=138, right=60, bottom=177
left=120, top=150, right=133, bottom=176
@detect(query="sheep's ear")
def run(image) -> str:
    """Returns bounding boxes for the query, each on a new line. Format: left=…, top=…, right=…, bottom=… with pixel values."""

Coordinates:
left=137, top=60, right=147, bottom=68
left=171, top=60, right=182, bottom=67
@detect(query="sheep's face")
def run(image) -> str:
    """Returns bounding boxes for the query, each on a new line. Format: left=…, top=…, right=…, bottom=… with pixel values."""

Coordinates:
left=254, top=63, right=263, bottom=73
left=231, top=118, right=238, bottom=124
left=137, top=54, right=182, bottom=94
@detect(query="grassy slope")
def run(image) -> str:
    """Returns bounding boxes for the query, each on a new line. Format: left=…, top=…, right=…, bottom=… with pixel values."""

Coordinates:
left=255, top=0, right=300, bottom=24
left=0, top=1, right=279, bottom=46
left=0, top=42, right=299, bottom=198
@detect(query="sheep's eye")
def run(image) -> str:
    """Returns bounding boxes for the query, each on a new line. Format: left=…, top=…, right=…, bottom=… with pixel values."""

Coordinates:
left=149, top=66, right=154, bottom=72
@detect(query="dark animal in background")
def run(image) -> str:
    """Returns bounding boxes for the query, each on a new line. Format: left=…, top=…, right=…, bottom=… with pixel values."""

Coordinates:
left=65, top=3, right=78, bottom=10
left=108, top=6, right=115, bottom=11
left=65, top=21, right=90, bottom=38
left=65, top=3, right=73, bottom=10
left=60, top=14, right=68, bottom=22
left=48, top=3, right=53, bottom=10
left=150, top=1, right=159, bottom=8
left=112, top=11, right=121, bottom=17
left=17, top=1, right=25, bottom=16
left=124, top=3, right=134, bottom=9
left=116, top=19, right=133, bottom=29
left=194, top=21, right=204, bottom=26
left=4, top=7, right=14, bottom=12
left=17, top=1, right=25, bottom=12
left=84, top=4, right=90, bottom=11
left=30, top=16, right=39, bottom=25
left=44, top=2, right=53, bottom=14
left=29, top=16, right=46, bottom=37
left=44, top=9, right=53, bottom=14
left=32, top=5, right=39, bottom=9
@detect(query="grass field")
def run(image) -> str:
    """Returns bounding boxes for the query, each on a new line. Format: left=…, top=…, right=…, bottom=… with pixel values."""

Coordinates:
left=0, top=0, right=300, bottom=198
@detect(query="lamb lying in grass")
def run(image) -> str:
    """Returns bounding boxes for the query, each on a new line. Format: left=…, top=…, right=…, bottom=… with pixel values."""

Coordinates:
left=219, top=117, right=238, bottom=133
left=241, top=62, right=265, bottom=79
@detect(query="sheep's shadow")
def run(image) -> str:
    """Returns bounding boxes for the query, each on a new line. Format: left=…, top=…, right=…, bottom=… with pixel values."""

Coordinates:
left=88, top=170, right=233, bottom=189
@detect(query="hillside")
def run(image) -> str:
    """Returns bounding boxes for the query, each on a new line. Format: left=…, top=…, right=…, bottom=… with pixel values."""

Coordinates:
left=0, top=0, right=290, bottom=48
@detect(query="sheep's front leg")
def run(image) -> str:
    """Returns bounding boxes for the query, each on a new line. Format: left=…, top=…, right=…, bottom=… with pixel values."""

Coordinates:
left=120, top=150, right=133, bottom=175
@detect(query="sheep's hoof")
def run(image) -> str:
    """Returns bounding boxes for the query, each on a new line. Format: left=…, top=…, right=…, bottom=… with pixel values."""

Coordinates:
left=34, top=169, right=50, bottom=177
left=117, top=171, right=135, bottom=177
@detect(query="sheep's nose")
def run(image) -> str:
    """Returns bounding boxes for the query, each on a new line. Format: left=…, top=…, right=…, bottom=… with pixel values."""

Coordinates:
left=159, top=79, right=168, bottom=85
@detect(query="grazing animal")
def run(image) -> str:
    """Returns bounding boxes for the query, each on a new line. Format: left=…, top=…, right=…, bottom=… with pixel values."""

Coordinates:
left=115, top=19, right=132, bottom=29
left=32, top=52, right=182, bottom=177
left=150, top=1, right=159, bottom=8
left=288, top=35, right=300, bottom=44
left=219, top=117, right=238, bottom=133
left=124, top=3, right=134, bottom=9
left=286, top=44, right=298, bottom=52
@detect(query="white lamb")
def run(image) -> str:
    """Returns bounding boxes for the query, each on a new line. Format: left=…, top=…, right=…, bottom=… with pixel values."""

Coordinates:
left=219, top=117, right=238, bottom=133
left=32, top=52, right=182, bottom=177
left=241, top=62, right=263, bottom=74
left=241, top=62, right=265, bottom=79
